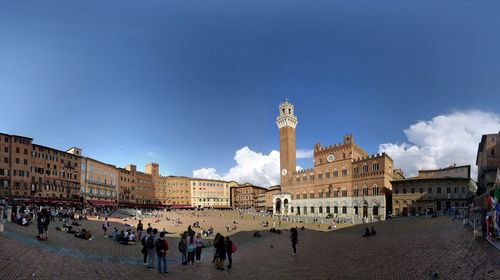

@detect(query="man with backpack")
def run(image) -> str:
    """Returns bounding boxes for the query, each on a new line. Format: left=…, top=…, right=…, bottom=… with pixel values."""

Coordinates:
left=145, top=228, right=158, bottom=270
left=156, top=232, right=169, bottom=274
left=141, top=228, right=151, bottom=266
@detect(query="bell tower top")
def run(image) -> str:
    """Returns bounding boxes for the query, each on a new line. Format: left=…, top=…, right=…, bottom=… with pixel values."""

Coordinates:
left=276, top=99, right=298, bottom=129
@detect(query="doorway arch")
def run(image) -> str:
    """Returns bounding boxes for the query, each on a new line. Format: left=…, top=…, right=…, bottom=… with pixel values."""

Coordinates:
left=275, top=198, right=281, bottom=214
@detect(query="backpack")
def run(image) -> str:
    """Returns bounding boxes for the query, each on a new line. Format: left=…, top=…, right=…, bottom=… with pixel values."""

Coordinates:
left=146, top=235, right=155, bottom=249
left=231, top=243, right=237, bottom=253
left=178, top=240, right=187, bottom=253
left=187, top=243, right=196, bottom=253
left=156, top=239, right=165, bottom=253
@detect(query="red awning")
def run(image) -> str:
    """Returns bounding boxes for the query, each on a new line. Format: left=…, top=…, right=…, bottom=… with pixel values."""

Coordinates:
left=170, top=205, right=195, bottom=209
left=88, top=200, right=118, bottom=207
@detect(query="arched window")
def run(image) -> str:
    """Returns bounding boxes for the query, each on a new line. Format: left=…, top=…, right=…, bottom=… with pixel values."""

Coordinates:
left=373, top=206, right=379, bottom=216
left=342, top=168, right=347, bottom=176
left=372, top=185, right=379, bottom=195
left=318, top=190, right=323, bottom=198
left=319, top=206, right=323, bottom=213
left=353, top=186, right=359, bottom=197
left=296, top=193, right=300, bottom=199
left=362, top=164, right=368, bottom=173
left=333, top=206, right=338, bottom=214
left=372, top=162, right=379, bottom=172
left=310, top=191, right=315, bottom=199
left=333, top=169, right=339, bottom=177
left=302, top=192, right=307, bottom=199
left=326, top=206, right=331, bottom=213
left=354, top=206, right=358, bottom=215
left=291, top=207, right=294, bottom=213
left=310, top=206, right=315, bottom=213
left=353, top=165, right=358, bottom=175
left=333, top=188, right=339, bottom=197
left=342, top=206, right=347, bottom=214
left=341, top=187, right=347, bottom=197
left=363, top=185, right=368, bottom=196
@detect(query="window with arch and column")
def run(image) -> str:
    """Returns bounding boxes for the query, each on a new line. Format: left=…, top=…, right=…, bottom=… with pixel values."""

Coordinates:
left=363, top=186, right=368, bottom=196
left=342, top=168, right=347, bottom=176
left=372, top=185, right=379, bottom=195
left=362, top=164, right=368, bottom=173
left=353, top=186, right=359, bottom=196
left=341, top=188, right=347, bottom=197
left=333, top=206, right=338, bottom=214
left=319, top=206, right=323, bottom=213
left=333, top=188, right=339, bottom=197
left=326, top=206, right=331, bottom=213
left=318, top=190, right=323, bottom=198
left=372, top=162, right=379, bottom=172
left=333, top=169, right=339, bottom=177
left=342, top=206, right=347, bottom=214
left=353, top=165, right=358, bottom=175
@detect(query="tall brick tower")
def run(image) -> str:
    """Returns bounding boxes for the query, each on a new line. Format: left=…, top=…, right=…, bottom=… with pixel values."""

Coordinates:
left=276, top=99, right=298, bottom=190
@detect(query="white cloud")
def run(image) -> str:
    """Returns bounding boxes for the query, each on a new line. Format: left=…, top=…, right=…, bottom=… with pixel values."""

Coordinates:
left=193, top=146, right=309, bottom=187
left=146, top=151, right=156, bottom=157
left=296, top=149, right=313, bottom=159
left=379, top=110, right=500, bottom=179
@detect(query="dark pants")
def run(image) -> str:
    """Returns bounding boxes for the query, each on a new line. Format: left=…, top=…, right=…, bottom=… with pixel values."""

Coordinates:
left=195, top=246, right=202, bottom=261
left=292, top=241, right=297, bottom=253
left=188, top=251, right=195, bottom=264
left=227, top=252, right=232, bottom=267
left=143, top=248, right=148, bottom=264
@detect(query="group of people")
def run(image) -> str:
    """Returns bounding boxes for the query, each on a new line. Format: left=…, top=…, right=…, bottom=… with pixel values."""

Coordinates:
left=110, top=227, right=136, bottom=244
left=212, top=233, right=236, bottom=270
left=178, top=228, right=205, bottom=265
left=362, top=226, right=377, bottom=237
left=141, top=227, right=170, bottom=274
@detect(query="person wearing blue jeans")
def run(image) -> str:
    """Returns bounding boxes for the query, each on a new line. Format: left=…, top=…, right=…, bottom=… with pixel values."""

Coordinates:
left=156, top=232, right=169, bottom=274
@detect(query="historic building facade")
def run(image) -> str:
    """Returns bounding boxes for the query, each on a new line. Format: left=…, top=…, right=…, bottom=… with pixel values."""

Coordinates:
left=231, top=182, right=267, bottom=209
left=31, top=144, right=81, bottom=200
left=476, top=131, right=500, bottom=195
left=190, top=179, right=231, bottom=209
left=392, top=165, right=477, bottom=216
left=0, top=132, right=233, bottom=209
left=265, top=185, right=281, bottom=212
left=273, top=100, right=394, bottom=221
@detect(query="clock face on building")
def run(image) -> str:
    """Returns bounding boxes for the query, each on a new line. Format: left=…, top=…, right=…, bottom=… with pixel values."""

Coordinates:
left=327, top=154, right=335, bottom=163
left=281, top=169, right=288, bottom=176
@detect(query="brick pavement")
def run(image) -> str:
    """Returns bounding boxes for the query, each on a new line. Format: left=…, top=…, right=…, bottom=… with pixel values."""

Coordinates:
left=1, top=215, right=499, bottom=279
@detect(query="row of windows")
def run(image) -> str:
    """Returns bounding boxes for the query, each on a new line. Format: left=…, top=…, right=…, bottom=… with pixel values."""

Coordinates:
left=295, top=186, right=380, bottom=199
left=395, top=186, right=467, bottom=195
left=296, top=163, right=381, bottom=183
left=290, top=205, right=379, bottom=216
left=192, top=182, right=226, bottom=187
left=2, top=137, right=30, bottom=145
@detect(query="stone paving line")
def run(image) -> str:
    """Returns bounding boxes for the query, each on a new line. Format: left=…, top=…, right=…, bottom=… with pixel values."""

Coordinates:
left=0, top=215, right=499, bottom=279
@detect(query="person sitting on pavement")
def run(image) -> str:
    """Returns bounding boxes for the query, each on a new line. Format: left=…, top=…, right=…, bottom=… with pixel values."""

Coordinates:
left=362, top=227, right=371, bottom=237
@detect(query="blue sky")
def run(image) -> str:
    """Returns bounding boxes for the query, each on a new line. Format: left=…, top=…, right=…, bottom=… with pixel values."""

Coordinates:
left=1, top=1, right=499, bottom=184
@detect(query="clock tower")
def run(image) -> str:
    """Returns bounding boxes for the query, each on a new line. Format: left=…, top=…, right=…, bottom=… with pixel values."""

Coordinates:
left=276, top=99, right=298, bottom=190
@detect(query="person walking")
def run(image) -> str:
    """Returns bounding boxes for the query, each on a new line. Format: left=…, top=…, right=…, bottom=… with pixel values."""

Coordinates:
left=225, top=236, right=235, bottom=269
left=290, top=227, right=298, bottom=256
left=178, top=231, right=188, bottom=265
left=156, top=232, right=169, bottom=274
left=214, top=234, right=226, bottom=270
left=187, top=234, right=196, bottom=265
left=195, top=233, right=204, bottom=263
left=36, top=209, right=45, bottom=240
left=42, top=207, right=50, bottom=240
left=145, top=228, right=158, bottom=270
left=137, top=220, right=144, bottom=240
left=102, top=217, right=109, bottom=237
left=141, top=228, right=151, bottom=266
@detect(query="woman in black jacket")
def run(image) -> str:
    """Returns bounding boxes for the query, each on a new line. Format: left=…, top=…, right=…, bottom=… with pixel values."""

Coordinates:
left=214, top=234, right=226, bottom=270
